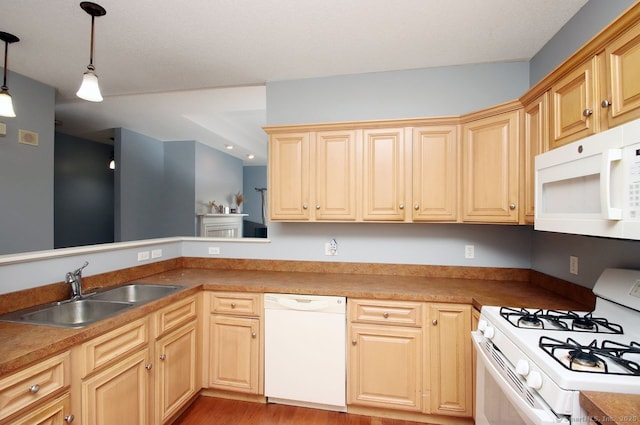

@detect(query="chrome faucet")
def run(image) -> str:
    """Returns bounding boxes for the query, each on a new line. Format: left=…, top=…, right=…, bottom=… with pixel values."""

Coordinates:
left=66, top=261, right=89, bottom=300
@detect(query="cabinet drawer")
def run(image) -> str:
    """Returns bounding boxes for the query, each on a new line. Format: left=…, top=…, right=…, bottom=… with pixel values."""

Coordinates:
left=349, top=299, right=423, bottom=327
left=80, top=317, right=148, bottom=378
left=0, top=351, right=70, bottom=421
left=210, top=292, right=262, bottom=316
left=155, top=295, right=198, bottom=338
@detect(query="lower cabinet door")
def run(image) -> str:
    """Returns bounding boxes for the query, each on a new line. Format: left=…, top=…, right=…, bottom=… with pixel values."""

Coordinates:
left=82, top=348, right=150, bottom=425
left=209, top=315, right=260, bottom=393
left=155, top=322, right=198, bottom=424
left=348, top=324, right=422, bottom=411
left=10, top=393, right=72, bottom=425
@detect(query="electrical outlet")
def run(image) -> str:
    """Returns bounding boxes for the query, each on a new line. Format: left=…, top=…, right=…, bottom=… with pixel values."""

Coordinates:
left=208, top=247, right=220, bottom=255
left=151, top=249, right=162, bottom=259
left=570, top=256, right=579, bottom=275
left=325, top=239, right=338, bottom=256
left=137, top=251, right=150, bottom=261
left=465, top=245, right=475, bottom=259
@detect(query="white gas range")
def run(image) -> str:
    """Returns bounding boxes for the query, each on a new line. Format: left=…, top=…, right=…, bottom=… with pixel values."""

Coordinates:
left=472, top=268, right=640, bottom=425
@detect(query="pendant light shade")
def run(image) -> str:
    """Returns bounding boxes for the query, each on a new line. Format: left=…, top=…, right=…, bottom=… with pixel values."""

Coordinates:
left=76, top=2, right=106, bottom=102
left=0, top=31, right=19, bottom=118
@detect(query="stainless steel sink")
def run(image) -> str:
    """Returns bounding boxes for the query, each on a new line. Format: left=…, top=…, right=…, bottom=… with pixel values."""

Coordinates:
left=89, top=284, right=184, bottom=304
left=0, top=299, right=134, bottom=328
left=0, top=284, right=184, bottom=328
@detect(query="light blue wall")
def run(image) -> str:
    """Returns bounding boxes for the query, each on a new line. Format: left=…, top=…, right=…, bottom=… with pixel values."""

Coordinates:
left=267, top=61, right=529, bottom=125
left=0, top=70, right=55, bottom=254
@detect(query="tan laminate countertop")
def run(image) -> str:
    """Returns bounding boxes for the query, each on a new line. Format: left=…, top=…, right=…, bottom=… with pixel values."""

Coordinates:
left=580, top=391, right=640, bottom=424
left=0, top=267, right=589, bottom=377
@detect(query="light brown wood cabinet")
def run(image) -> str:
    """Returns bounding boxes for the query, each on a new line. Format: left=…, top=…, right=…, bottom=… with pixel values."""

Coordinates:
left=550, top=57, right=599, bottom=149
left=428, top=303, right=473, bottom=417
left=77, top=317, right=151, bottom=425
left=348, top=299, right=424, bottom=411
left=268, top=130, right=359, bottom=221
left=601, top=21, right=640, bottom=129
left=523, top=92, right=549, bottom=224
left=153, top=296, right=199, bottom=425
left=412, top=125, right=458, bottom=222
left=348, top=299, right=473, bottom=420
left=0, top=351, right=72, bottom=425
left=206, top=292, right=262, bottom=394
left=7, top=394, right=73, bottom=425
left=461, top=105, right=522, bottom=223
left=362, top=128, right=408, bottom=221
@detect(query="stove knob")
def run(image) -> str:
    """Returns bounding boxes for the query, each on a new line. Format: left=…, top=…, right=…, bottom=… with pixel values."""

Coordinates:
left=526, top=371, right=543, bottom=390
left=516, top=359, right=530, bottom=377
left=477, top=319, right=487, bottom=332
left=483, top=326, right=495, bottom=340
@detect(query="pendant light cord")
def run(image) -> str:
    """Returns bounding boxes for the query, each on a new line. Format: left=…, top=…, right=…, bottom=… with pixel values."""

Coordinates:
left=88, top=15, right=95, bottom=68
left=2, top=41, right=8, bottom=89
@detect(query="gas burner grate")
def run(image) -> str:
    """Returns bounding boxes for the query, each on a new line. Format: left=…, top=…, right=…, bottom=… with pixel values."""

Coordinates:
left=539, top=336, right=640, bottom=376
left=499, top=307, right=624, bottom=334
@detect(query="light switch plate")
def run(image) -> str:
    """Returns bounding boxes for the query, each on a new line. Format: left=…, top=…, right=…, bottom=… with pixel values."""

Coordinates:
left=19, top=129, right=39, bottom=146
left=0, top=122, right=6, bottom=137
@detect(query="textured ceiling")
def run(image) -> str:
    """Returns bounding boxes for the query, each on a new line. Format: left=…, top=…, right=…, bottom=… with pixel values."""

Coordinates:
left=2, top=0, right=588, bottom=164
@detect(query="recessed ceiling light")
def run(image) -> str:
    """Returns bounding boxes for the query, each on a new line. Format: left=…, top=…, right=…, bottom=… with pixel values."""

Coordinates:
left=225, top=144, right=234, bottom=150
left=246, top=154, right=255, bottom=159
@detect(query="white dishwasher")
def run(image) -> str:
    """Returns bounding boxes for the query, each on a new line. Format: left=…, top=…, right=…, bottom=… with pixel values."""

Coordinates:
left=264, top=293, right=347, bottom=412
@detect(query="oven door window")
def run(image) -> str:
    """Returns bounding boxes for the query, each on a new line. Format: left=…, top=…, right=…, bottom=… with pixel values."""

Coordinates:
left=473, top=333, right=569, bottom=425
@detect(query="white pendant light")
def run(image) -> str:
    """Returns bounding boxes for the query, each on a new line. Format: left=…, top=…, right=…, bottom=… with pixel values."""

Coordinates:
left=76, top=2, right=106, bottom=102
left=0, top=31, right=19, bottom=118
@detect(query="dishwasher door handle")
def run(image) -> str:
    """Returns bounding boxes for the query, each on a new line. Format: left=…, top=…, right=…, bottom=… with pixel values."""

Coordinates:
left=273, top=297, right=330, bottom=311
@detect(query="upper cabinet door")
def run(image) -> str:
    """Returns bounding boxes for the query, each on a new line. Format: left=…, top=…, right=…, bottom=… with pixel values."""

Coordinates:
left=268, top=132, right=311, bottom=220
left=523, top=93, right=549, bottom=224
left=314, top=130, right=359, bottom=221
left=462, top=110, right=520, bottom=223
left=412, top=126, right=458, bottom=222
left=362, top=128, right=407, bottom=221
left=602, top=22, right=640, bottom=129
left=550, top=57, right=599, bottom=149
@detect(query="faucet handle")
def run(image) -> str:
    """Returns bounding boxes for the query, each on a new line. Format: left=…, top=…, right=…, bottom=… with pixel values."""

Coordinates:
left=74, top=261, right=89, bottom=276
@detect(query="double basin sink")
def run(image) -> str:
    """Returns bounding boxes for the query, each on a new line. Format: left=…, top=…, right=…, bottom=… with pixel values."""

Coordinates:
left=0, top=284, right=184, bottom=329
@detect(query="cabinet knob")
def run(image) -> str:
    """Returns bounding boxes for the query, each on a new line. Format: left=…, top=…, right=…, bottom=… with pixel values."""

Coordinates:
left=352, top=339, right=357, bottom=345
left=432, top=319, right=438, bottom=326
left=316, top=205, right=321, bottom=210
left=583, top=108, right=593, bottom=117
left=230, top=302, right=236, bottom=309
left=160, top=354, right=166, bottom=361
left=414, top=204, right=419, bottom=210
left=145, top=363, right=153, bottom=371
left=601, top=99, right=612, bottom=108
left=64, top=414, right=75, bottom=423
left=28, top=384, right=40, bottom=394
left=252, top=332, right=257, bottom=338
left=399, top=204, right=404, bottom=210
left=509, top=203, right=516, bottom=210
left=383, top=312, right=389, bottom=318
left=303, top=204, right=308, bottom=210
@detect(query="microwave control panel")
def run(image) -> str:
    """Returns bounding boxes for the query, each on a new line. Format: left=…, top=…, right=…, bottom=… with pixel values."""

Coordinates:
left=626, top=144, right=640, bottom=219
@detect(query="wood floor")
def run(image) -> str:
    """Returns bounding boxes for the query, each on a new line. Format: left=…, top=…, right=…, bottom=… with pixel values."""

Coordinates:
left=173, top=396, right=433, bottom=425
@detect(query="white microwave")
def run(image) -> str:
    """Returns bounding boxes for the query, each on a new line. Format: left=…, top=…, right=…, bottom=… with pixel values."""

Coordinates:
left=535, top=118, right=640, bottom=240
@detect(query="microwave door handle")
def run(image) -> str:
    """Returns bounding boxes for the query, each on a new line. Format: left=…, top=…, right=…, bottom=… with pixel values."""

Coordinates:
left=600, top=148, right=623, bottom=220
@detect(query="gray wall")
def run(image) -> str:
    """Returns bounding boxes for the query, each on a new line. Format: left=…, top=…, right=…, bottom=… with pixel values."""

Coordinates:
left=0, top=70, right=55, bottom=254
left=54, top=132, right=114, bottom=248
left=243, top=166, right=267, bottom=225
left=195, top=142, right=243, bottom=215
left=115, top=128, right=165, bottom=242
left=529, top=0, right=636, bottom=85
left=164, top=141, right=197, bottom=237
